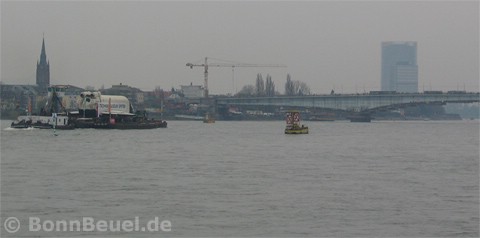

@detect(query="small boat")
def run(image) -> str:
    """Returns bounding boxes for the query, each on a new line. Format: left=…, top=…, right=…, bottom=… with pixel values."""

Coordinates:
left=203, top=112, right=215, bottom=123
left=285, top=111, right=308, bottom=134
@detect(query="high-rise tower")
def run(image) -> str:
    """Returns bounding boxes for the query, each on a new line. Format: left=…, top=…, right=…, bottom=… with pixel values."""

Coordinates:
left=381, top=41, right=418, bottom=93
left=36, top=37, right=50, bottom=88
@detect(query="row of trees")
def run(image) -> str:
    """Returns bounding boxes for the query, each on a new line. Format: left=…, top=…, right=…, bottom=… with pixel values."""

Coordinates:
left=284, top=74, right=311, bottom=96
left=255, top=74, right=276, bottom=97
left=237, top=74, right=310, bottom=97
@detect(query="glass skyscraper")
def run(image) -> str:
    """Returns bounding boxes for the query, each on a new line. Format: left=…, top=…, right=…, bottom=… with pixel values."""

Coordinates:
left=381, top=41, right=418, bottom=93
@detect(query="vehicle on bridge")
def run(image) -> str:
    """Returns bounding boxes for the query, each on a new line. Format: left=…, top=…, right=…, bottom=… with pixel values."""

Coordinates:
left=369, top=90, right=397, bottom=95
left=423, top=90, right=443, bottom=94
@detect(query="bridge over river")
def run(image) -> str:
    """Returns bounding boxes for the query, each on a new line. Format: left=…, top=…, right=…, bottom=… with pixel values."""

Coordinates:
left=214, top=92, right=479, bottom=121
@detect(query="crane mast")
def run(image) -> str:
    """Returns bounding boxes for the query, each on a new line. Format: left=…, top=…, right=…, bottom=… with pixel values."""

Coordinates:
left=186, top=57, right=286, bottom=98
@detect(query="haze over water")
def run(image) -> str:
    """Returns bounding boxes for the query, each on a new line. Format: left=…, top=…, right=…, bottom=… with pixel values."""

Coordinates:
left=1, top=120, right=479, bottom=237
left=2, top=1, right=478, bottom=93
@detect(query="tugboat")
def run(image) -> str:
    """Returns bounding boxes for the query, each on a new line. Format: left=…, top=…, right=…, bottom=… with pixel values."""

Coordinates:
left=285, top=110, right=308, bottom=134
left=10, top=86, right=74, bottom=130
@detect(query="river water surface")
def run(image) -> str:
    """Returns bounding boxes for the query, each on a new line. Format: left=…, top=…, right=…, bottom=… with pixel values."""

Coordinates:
left=1, top=120, right=479, bottom=237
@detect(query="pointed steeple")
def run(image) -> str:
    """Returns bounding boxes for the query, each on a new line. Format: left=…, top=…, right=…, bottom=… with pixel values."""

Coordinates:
left=39, top=37, right=47, bottom=65
left=36, top=35, right=50, bottom=88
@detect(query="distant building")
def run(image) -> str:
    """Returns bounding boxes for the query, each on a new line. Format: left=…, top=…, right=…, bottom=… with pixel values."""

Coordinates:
left=36, top=37, right=50, bottom=89
left=100, top=83, right=144, bottom=109
left=381, top=41, right=418, bottom=93
left=0, top=84, right=41, bottom=112
left=181, top=83, right=204, bottom=98
left=0, top=84, right=84, bottom=113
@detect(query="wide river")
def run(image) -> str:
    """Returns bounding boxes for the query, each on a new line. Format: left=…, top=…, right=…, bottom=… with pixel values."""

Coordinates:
left=1, top=120, right=479, bottom=237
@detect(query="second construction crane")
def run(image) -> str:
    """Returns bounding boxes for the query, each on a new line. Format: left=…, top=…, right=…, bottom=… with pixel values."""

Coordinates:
left=186, top=57, right=286, bottom=98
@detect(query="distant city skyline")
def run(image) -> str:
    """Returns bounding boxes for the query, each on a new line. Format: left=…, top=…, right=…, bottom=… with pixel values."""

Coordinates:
left=1, top=1, right=478, bottom=94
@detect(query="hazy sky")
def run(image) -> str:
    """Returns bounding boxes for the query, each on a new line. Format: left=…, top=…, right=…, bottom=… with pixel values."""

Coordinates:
left=1, top=0, right=478, bottom=94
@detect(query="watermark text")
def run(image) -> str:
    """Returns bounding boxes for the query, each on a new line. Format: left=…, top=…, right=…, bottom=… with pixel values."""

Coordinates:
left=4, top=216, right=171, bottom=233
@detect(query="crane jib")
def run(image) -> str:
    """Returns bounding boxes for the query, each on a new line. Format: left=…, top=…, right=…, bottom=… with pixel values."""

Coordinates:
left=186, top=57, right=287, bottom=98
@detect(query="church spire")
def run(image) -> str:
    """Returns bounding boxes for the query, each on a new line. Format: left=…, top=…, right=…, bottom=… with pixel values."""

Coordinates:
left=39, top=36, right=47, bottom=65
left=36, top=35, right=50, bottom=88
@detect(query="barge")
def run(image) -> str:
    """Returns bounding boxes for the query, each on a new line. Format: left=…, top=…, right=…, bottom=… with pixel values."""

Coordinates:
left=11, top=86, right=167, bottom=130
left=69, top=91, right=167, bottom=129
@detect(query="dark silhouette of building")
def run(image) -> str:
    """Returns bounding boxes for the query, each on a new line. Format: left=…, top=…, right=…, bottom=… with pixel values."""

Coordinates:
left=36, top=37, right=50, bottom=89
left=381, top=41, right=418, bottom=93
left=100, top=83, right=144, bottom=109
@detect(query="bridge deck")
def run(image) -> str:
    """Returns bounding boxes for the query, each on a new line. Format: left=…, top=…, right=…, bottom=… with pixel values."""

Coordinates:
left=216, top=93, right=480, bottom=112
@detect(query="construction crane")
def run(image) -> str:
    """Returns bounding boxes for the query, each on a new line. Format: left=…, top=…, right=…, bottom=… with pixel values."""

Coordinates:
left=186, top=57, right=286, bottom=98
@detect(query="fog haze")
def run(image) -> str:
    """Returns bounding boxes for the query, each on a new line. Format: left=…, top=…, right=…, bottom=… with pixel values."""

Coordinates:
left=1, top=1, right=478, bottom=94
